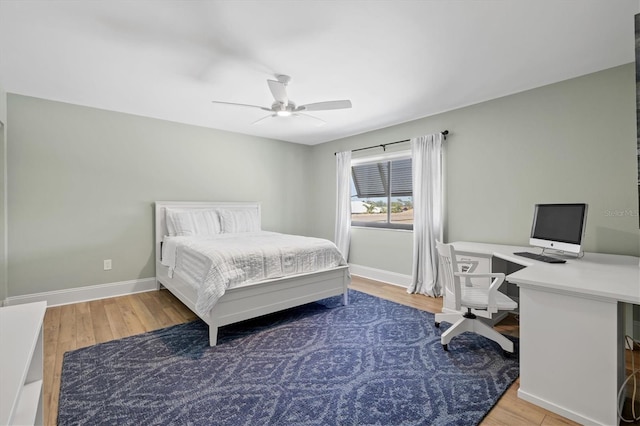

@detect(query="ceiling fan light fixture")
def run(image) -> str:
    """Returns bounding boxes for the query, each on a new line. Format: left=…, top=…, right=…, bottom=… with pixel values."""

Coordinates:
left=211, top=74, right=352, bottom=125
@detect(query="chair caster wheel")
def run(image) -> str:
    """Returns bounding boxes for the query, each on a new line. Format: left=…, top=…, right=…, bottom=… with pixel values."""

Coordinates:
left=442, top=344, right=448, bottom=351
left=434, top=322, right=440, bottom=328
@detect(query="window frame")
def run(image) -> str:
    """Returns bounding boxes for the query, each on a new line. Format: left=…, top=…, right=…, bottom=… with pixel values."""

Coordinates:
left=350, top=151, right=413, bottom=231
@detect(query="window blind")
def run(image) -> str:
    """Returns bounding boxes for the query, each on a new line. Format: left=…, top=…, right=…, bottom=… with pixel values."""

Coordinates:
left=352, top=158, right=412, bottom=198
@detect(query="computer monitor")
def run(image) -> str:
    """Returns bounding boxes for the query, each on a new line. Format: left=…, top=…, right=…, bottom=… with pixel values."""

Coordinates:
left=529, top=203, right=588, bottom=254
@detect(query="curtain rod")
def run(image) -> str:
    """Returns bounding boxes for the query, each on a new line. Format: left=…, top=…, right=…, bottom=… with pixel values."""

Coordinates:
left=334, top=130, right=448, bottom=156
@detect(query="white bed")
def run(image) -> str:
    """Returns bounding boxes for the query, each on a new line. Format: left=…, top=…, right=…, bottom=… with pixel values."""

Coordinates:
left=155, top=201, right=350, bottom=346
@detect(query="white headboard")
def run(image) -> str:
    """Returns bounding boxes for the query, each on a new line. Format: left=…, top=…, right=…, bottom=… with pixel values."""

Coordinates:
left=154, top=201, right=261, bottom=262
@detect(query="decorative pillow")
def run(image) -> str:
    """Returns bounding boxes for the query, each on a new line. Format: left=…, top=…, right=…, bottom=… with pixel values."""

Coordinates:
left=218, top=208, right=261, bottom=233
left=165, top=209, right=178, bottom=236
left=165, top=209, right=222, bottom=237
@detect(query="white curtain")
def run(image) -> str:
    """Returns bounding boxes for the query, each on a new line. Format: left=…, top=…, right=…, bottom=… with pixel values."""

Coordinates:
left=335, top=151, right=352, bottom=260
left=408, top=133, right=444, bottom=296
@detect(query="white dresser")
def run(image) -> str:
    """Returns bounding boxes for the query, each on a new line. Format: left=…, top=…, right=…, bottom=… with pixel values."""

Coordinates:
left=0, top=301, right=47, bottom=426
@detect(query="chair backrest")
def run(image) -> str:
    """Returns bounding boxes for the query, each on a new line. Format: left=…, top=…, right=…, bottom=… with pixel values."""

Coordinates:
left=436, top=241, right=462, bottom=311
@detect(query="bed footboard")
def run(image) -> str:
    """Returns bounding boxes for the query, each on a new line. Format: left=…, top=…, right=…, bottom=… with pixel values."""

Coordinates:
left=158, top=262, right=350, bottom=347
left=203, top=266, right=350, bottom=346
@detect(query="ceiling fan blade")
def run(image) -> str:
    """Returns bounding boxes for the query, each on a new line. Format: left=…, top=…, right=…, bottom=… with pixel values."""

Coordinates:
left=267, top=79, right=288, bottom=105
left=293, top=112, right=326, bottom=127
left=297, top=100, right=352, bottom=112
left=251, top=114, right=276, bottom=125
left=211, top=101, right=271, bottom=112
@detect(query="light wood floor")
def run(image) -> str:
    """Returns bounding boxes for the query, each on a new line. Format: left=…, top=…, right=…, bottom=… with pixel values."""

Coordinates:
left=42, top=276, right=638, bottom=425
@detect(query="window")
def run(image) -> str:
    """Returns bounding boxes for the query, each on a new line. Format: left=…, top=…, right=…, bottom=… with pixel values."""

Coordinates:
left=351, top=153, right=413, bottom=230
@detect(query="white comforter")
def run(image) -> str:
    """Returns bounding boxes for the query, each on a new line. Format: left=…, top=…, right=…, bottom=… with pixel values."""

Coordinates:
left=161, top=231, right=347, bottom=315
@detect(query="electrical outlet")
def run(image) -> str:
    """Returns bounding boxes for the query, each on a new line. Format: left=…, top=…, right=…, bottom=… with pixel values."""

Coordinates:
left=103, top=259, right=112, bottom=271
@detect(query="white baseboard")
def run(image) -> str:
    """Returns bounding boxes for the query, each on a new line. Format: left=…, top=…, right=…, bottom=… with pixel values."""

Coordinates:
left=349, top=263, right=412, bottom=288
left=2, top=265, right=412, bottom=308
left=3, top=277, right=158, bottom=307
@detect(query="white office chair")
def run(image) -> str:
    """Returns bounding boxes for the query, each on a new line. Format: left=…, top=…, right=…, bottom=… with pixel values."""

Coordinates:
left=434, top=241, right=518, bottom=355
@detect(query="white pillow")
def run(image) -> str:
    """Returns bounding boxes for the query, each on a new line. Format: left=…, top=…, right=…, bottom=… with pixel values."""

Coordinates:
left=165, top=209, right=222, bottom=237
left=218, top=208, right=261, bottom=233
left=165, top=209, right=178, bottom=236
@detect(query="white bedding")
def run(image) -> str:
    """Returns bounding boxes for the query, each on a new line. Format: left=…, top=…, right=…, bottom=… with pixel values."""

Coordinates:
left=161, top=231, right=347, bottom=315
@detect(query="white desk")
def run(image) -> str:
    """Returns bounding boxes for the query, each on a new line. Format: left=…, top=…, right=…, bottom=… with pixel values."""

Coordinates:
left=452, top=241, right=640, bottom=426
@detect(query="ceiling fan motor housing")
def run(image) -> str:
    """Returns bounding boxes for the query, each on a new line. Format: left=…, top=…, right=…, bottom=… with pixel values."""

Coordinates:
left=272, top=100, right=296, bottom=112
left=276, top=74, right=291, bottom=85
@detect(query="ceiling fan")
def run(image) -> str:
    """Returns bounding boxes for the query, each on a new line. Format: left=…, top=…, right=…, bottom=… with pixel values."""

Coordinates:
left=211, top=75, right=352, bottom=126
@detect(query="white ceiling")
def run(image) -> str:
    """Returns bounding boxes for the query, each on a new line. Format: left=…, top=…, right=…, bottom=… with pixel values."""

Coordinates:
left=1, top=0, right=638, bottom=145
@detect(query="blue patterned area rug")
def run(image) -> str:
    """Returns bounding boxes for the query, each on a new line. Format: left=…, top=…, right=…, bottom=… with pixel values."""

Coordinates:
left=58, top=290, right=519, bottom=426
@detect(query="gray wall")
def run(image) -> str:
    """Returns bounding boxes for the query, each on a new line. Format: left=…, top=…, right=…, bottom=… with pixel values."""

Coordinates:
left=7, top=95, right=311, bottom=297
left=5, top=63, right=640, bottom=299
left=309, top=64, right=640, bottom=276
left=0, top=83, right=6, bottom=304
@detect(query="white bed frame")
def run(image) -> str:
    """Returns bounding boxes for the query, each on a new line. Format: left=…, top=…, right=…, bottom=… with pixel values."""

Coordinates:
left=155, top=201, right=350, bottom=346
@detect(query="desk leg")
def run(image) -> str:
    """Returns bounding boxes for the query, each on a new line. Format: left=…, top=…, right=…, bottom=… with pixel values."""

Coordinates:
left=517, top=286, right=624, bottom=426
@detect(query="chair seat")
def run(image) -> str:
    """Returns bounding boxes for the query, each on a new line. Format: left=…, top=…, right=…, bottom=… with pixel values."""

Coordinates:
left=460, top=287, right=518, bottom=311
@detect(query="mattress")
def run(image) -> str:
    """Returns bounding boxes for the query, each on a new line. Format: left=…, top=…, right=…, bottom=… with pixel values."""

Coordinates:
left=161, top=231, right=347, bottom=315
